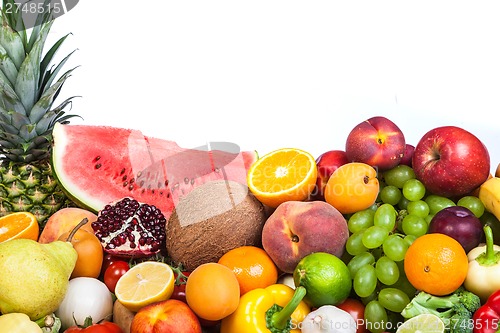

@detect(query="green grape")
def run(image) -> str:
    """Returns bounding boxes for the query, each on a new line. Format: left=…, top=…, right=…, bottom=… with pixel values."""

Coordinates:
left=379, top=185, right=403, bottom=205
left=403, top=234, right=417, bottom=247
left=348, top=209, right=375, bottom=233
left=425, top=214, right=434, bottom=225
left=346, top=230, right=368, bottom=256
left=375, top=256, right=400, bottom=285
left=364, top=300, right=388, bottom=333
left=348, top=252, right=376, bottom=278
left=382, top=234, right=408, bottom=262
left=402, top=178, right=426, bottom=201
left=457, top=195, right=485, bottom=218
left=402, top=214, right=428, bottom=237
left=398, top=196, right=410, bottom=210
left=407, top=200, right=430, bottom=218
left=362, top=225, right=389, bottom=249
left=392, top=272, right=417, bottom=299
left=425, top=194, right=456, bottom=215
left=378, top=287, right=411, bottom=313
left=371, top=247, right=384, bottom=261
left=353, top=264, right=377, bottom=298
left=361, top=291, right=379, bottom=305
left=383, top=165, right=416, bottom=189
left=374, top=203, right=397, bottom=231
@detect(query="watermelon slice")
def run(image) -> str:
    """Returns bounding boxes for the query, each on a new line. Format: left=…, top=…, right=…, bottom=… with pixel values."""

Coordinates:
left=51, top=123, right=257, bottom=220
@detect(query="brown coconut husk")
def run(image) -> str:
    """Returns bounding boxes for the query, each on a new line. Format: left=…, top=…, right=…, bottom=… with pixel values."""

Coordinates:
left=165, top=180, right=267, bottom=271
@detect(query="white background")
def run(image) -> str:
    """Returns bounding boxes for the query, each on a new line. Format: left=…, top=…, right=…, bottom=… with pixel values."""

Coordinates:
left=48, top=1, right=500, bottom=173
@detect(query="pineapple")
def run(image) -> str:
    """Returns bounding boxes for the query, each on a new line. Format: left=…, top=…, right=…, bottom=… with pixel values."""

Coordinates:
left=0, top=0, right=78, bottom=227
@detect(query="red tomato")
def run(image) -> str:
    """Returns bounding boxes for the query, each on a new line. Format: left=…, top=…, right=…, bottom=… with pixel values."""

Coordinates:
left=99, top=254, right=121, bottom=278
left=170, top=271, right=190, bottom=303
left=103, top=261, right=130, bottom=293
left=337, top=298, right=369, bottom=333
left=65, top=320, right=123, bottom=333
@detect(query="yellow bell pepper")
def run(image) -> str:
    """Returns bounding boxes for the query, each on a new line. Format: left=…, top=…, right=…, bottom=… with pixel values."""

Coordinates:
left=464, top=225, right=500, bottom=303
left=220, top=284, right=310, bottom=333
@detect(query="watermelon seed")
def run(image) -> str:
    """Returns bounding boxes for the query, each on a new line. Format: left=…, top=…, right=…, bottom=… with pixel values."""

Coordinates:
left=95, top=164, right=101, bottom=169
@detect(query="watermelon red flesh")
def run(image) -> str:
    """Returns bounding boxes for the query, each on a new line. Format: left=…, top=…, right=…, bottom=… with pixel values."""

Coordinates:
left=51, top=123, right=257, bottom=220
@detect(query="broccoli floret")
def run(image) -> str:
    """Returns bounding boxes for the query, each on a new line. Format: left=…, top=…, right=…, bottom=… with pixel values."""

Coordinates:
left=401, top=287, right=481, bottom=333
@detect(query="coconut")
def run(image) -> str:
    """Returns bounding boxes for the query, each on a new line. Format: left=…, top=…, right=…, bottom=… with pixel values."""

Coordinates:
left=165, top=180, right=267, bottom=271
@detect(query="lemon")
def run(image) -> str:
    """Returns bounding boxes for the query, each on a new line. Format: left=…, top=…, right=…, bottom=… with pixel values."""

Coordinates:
left=396, top=314, right=445, bottom=333
left=115, top=261, right=175, bottom=312
left=293, top=252, right=352, bottom=308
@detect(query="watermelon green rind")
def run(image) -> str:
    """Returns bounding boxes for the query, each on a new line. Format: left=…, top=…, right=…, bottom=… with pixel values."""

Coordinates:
left=51, top=123, right=258, bottom=219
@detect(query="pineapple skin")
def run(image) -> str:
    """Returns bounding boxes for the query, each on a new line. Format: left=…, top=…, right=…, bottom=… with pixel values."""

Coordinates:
left=0, top=160, right=74, bottom=228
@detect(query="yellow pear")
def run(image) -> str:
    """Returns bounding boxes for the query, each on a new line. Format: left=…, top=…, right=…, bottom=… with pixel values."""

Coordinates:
left=0, top=239, right=77, bottom=320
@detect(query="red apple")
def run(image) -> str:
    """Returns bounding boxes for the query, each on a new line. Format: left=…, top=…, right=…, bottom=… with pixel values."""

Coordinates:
left=310, top=150, right=349, bottom=201
left=400, top=144, right=415, bottom=167
left=428, top=206, right=483, bottom=253
left=412, top=126, right=490, bottom=198
left=261, top=200, right=349, bottom=273
left=130, top=299, right=202, bottom=333
left=345, top=116, right=406, bottom=171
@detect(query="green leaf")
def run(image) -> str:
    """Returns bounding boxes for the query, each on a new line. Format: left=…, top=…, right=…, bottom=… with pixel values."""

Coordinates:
left=30, top=67, right=77, bottom=124
left=0, top=12, right=25, bottom=69
left=0, top=78, right=26, bottom=115
left=14, top=21, right=51, bottom=113
left=0, top=43, right=18, bottom=86
left=41, top=51, right=77, bottom=96
left=40, top=33, right=72, bottom=86
left=27, top=0, right=54, bottom=52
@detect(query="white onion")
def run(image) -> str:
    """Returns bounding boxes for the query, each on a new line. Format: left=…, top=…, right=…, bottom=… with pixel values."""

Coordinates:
left=55, top=277, right=113, bottom=330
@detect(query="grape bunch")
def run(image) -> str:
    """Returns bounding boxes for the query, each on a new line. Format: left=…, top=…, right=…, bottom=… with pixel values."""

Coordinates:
left=343, top=164, right=485, bottom=333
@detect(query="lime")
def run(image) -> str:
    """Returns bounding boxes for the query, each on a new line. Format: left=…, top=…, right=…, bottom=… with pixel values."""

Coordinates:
left=293, top=252, right=352, bottom=308
left=396, top=314, right=445, bottom=333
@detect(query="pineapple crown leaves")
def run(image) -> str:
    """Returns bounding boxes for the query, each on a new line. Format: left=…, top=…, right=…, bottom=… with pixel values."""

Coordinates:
left=0, top=0, right=80, bottom=162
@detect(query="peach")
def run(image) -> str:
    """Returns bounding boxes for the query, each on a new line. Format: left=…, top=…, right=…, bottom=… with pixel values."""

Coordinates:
left=310, top=150, right=349, bottom=201
left=345, top=116, right=406, bottom=171
left=261, top=200, right=349, bottom=274
left=131, top=299, right=202, bottom=333
left=38, top=207, right=97, bottom=243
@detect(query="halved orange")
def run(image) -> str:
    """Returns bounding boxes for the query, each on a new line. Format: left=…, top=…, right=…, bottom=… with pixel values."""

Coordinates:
left=0, top=212, right=39, bottom=243
left=115, top=261, right=175, bottom=312
left=247, top=148, right=317, bottom=208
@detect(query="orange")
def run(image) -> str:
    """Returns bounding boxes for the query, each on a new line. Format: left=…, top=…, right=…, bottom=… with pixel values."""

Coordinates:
left=218, top=245, right=279, bottom=295
left=0, top=212, right=39, bottom=243
left=247, top=148, right=317, bottom=208
left=58, top=226, right=103, bottom=279
left=185, top=262, right=240, bottom=321
left=324, top=162, right=379, bottom=214
left=404, top=233, right=468, bottom=296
